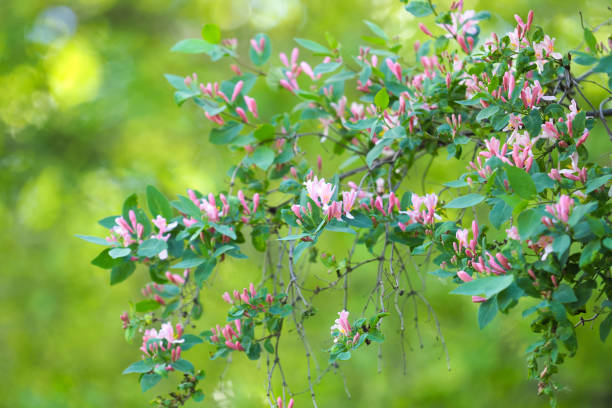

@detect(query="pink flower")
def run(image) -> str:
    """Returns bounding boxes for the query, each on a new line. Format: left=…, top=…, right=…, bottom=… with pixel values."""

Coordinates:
left=237, top=190, right=250, bottom=215
left=457, top=270, right=473, bottom=282
left=331, top=310, right=352, bottom=336
left=543, top=194, right=574, bottom=224
left=304, top=176, right=335, bottom=209
left=165, top=271, right=185, bottom=285
left=231, top=80, right=243, bottom=103
left=341, top=190, right=357, bottom=219
left=520, top=80, right=542, bottom=109
left=506, top=226, right=520, bottom=240
left=243, top=95, right=259, bottom=118
left=326, top=200, right=343, bottom=221
left=418, top=23, right=433, bottom=37
left=385, top=58, right=402, bottom=82
left=235, top=107, right=248, bottom=123
left=222, top=291, right=233, bottom=304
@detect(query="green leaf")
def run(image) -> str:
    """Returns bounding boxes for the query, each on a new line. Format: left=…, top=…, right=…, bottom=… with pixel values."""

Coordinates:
left=583, top=28, right=597, bottom=54
left=135, top=299, right=160, bottom=313
left=246, top=342, right=261, bottom=360
left=336, top=351, right=352, bottom=361
left=366, top=137, right=393, bottom=167
left=294, top=38, right=331, bottom=54
left=123, top=360, right=155, bottom=374
left=98, top=215, right=118, bottom=229
left=91, top=248, right=121, bottom=269
left=594, top=55, right=612, bottom=73
left=193, top=390, right=205, bottom=402
left=517, top=208, right=540, bottom=240
left=249, top=33, right=272, bottom=66
left=532, top=172, right=555, bottom=192
left=194, top=258, right=216, bottom=287
left=450, top=275, right=514, bottom=298
left=579, top=240, right=601, bottom=268
left=210, top=223, right=236, bottom=239
left=313, top=61, right=342, bottom=76
left=253, top=124, right=275, bottom=141
left=523, top=109, right=542, bottom=138
left=478, top=297, right=498, bottom=329
left=324, top=69, right=357, bottom=84
left=180, top=334, right=204, bottom=351
left=171, top=39, right=215, bottom=54
left=553, top=284, right=578, bottom=303
left=585, top=174, right=612, bottom=194
left=137, top=239, right=167, bottom=258
left=146, top=185, right=173, bottom=220
left=363, top=20, right=388, bottom=40
left=476, top=105, right=500, bottom=122
left=600, top=313, right=612, bottom=342
left=489, top=199, right=512, bottom=229
left=552, top=234, right=570, bottom=255
left=122, top=193, right=138, bottom=221
left=374, top=88, right=389, bottom=109
left=172, top=359, right=195, bottom=373
left=251, top=146, right=275, bottom=171
left=76, top=234, right=110, bottom=246
left=140, top=373, right=161, bottom=392
left=110, top=261, right=135, bottom=285
left=172, top=258, right=206, bottom=269
left=210, top=122, right=243, bottom=145
left=251, top=224, right=270, bottom=252
left=405, top=1, right=434, bottom=17
left=572, top=51, right=597, bottom=66
left=568, top=202, right=598, bottom=227
left=505, top=165, right=536, bottom=200
left=444, top=194, right=485, bottom=208
left=201, top=23, right=221, bottom=44
left=109, top=247, right=131, bottom=259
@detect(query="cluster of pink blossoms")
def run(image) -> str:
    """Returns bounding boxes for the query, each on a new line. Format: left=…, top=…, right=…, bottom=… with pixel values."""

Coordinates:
left=399, top=193, right=440, bottom=230
left=210, top=319, right=244, bottom=351
left=107, top=212, right=181, bottom=260
left=542, top=194, right=575, bottom=227
left=452, top=220, right=513, bottom=303
left=140, top=322, right=185, bottom=367
left=542, top=100, right=590, bottom=149
left=184, top=72, right=259, bottom=125
left=330, top=310, right=360, bottom=345
left=107, top=210, right=143, bottom=247
left=184, top=189, right=259, bottom=233
left=210, top=283, right=274, bottom=352
left=278, top=47, right=336, bottom=93
left=221, top=282, right=273, bottom=307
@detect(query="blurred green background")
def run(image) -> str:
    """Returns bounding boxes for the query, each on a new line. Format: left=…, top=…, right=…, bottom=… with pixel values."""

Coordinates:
left=2, top=0, right=611, bottom=406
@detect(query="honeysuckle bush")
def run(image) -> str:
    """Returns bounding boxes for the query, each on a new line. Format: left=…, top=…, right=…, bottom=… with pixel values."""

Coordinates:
left=78, top=0, right=612, bottom=406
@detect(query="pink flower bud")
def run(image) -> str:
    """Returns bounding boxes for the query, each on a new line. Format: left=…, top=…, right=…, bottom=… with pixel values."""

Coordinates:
left=231, top=80, right=243, bottom=103
left=252, top=193, right=260, bottom=214
left=243, top=95, right=258, bottom=118
left=418, top=23, right=433, bottom=37
left=236, top=107, right=248, bottom=123
left=457, top=270, right=473, bottom=282
left=222, top=291, right=233, bottom=304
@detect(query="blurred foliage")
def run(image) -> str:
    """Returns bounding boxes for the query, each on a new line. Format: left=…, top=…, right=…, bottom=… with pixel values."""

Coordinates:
left=1, top=0, right=611, bottom=407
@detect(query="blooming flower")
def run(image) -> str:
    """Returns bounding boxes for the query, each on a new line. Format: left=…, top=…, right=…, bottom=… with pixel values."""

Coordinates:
left=331, top=310, right=352, bottom=337
left=304, top=176, right=336, bottom=209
